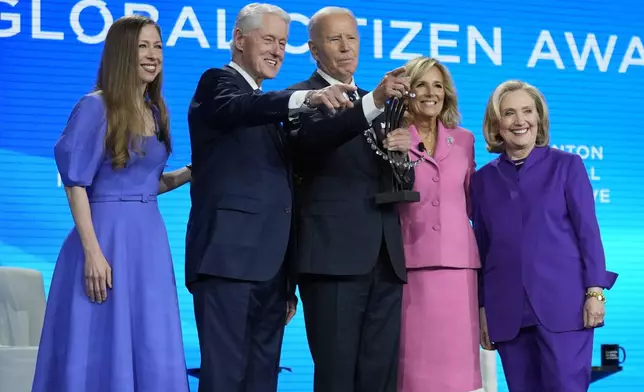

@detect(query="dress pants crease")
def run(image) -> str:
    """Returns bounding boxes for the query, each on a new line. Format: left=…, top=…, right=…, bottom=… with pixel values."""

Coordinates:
left=192, top=269, right=287, bottom=392
left=300, top=241, right=403, bottom=392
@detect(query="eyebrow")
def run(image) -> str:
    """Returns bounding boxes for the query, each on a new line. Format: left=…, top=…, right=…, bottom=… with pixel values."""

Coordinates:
left=140, top=39, right=162, bottom=45
left=504, top=105, right=533, bottom=111
left=265, top=35, right=287, bottom=43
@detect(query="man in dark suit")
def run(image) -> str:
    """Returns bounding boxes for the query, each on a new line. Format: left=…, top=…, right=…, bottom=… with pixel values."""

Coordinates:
left=287, top=6, right=414, bottom=392
left=185, top=4, right=359, bottom=392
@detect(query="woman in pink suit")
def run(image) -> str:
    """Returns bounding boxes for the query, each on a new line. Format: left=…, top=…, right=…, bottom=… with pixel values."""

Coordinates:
left=396, top=56, right=483, bottom=392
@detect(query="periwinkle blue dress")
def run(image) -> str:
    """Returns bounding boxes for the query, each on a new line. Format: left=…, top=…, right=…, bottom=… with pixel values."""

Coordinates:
left=32, top=93, right=189, bottom=392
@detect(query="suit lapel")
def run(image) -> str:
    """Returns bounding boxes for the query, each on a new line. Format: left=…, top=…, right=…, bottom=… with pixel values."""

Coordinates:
left=407, top=121, right=452, bottom=170
left=433, top=121, right=454, bottom=162
left=306, top=72, right=381, bottom=174
left=521, top=146, right=549, bottom=172
left=309, top=72, right=379, bottom=158
left=224, top=65, right=254, bottom=94
left=310, top=71, right=328, bottom=89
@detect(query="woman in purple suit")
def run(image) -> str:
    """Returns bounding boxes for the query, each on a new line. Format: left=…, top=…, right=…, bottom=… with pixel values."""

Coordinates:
left=32, top=16, right=191, bottom=391
left=470, top=80, right=617, bottom=392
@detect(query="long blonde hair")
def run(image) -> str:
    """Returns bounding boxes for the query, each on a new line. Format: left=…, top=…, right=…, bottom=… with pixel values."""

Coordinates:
left=95, top=15, right=171, bottom=169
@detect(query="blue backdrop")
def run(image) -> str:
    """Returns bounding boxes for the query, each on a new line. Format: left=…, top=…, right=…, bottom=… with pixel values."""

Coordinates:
left=1, top=0, right=643, bottom=390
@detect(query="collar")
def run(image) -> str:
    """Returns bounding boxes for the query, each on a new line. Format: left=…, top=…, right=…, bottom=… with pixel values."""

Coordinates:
left=501, top=145, right=548, bottom=162
left=228, top=61, right=260, bottom=90
left=316, top=68, right=356, bottom=87
left=500, top=145, right=549, bottom=171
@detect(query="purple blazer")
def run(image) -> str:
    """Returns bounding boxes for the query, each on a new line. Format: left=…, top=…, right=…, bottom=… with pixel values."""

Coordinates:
left=470, top=146, right=618, bottom=342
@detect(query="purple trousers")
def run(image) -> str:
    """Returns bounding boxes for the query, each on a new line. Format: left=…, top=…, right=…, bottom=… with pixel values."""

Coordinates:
left=495, top=294, right=593, bottom=392
left=496, top=325, right=593, bottom=392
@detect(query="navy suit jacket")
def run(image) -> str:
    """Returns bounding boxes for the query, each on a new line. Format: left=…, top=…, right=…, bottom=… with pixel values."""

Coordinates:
left=287, top=72, right=412, bottom=282
left=185, top=65, right=295, bottom=291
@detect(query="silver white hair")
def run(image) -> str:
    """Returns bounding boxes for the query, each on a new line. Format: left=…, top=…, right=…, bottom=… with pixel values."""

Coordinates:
left=308, top=6, right=356, bottom=40
left=230, top=3, right=291, bottom=51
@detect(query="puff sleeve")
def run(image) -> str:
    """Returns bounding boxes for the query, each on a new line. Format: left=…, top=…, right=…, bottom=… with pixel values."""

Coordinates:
left=54, top=94, right=107, bottom=187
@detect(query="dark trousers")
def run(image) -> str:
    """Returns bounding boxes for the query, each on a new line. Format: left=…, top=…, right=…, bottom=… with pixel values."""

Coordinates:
left=299, top=244, right=403, bottom=392
left=192, top=269, right=287, bottom=392
left=496, top=325, right=594, bottom=392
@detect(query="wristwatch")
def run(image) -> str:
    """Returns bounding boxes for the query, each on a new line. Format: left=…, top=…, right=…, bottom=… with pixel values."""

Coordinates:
left=586, top=291, right=606, bottom=302
left=303, top=91, right=315, bottom=109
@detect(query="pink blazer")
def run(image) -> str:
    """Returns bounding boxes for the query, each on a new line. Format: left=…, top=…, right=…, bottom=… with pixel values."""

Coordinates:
left=398, top=121, right=480, bottom=269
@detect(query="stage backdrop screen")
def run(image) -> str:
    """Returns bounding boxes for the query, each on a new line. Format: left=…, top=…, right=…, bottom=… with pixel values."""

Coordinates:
left=1, top=0, right=643, bottom=390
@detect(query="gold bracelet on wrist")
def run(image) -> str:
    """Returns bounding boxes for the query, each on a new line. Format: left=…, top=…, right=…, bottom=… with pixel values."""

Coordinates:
left=585, top=291, right=606, bottom=302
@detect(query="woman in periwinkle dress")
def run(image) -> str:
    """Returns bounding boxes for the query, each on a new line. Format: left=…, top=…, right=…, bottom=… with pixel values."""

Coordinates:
left=32, top=15, right=192, bottom=392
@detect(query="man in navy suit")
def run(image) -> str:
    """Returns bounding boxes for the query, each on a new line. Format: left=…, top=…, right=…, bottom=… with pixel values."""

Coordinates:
left=287, top=6, right=414, bottom=392
left=185, top=3, right=360, bottom=392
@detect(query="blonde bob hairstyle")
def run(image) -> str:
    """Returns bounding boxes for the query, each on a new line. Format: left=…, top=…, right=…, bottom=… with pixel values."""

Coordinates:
left=404, top=56, right=460, bottom=128
left=483, top=80, right=550, bottom=153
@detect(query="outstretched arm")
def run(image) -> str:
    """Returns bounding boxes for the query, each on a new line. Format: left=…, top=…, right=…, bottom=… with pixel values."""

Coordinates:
left=289, top=97, right=374, bottom=155
left=289, top=66, right=412, bottom=156
left=189, top=68, right=295, bottom=129
left=191, top=68, right=360, bottom=130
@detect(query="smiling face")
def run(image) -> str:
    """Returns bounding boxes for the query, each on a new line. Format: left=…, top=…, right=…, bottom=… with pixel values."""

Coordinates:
left=408, top=66, right=445, bottom=121
left=309, top=12, right=359, bottom=84
left=498, top=89, right=539, bottom=155
left=137, top=24, right=163, bottom=84
left=235, top=12, right=288, bottom=85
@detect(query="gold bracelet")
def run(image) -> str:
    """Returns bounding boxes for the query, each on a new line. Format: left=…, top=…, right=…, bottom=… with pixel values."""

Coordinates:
left=585, top=291, right=606, bottom=302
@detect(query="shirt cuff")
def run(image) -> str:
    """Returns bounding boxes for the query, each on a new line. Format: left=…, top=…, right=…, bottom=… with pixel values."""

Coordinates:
left=288, top=90, right=313, bottom=114
left=362, top=92, right=384, bottom=124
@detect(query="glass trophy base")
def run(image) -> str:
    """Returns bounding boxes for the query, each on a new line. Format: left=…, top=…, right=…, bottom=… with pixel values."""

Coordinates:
left=375, top=190, right=420, bottom=205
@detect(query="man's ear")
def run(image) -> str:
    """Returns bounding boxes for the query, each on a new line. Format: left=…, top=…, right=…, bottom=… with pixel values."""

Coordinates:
left=308, top=40, right=318, bottom=62
left=234, top=29, right=245, bottom=52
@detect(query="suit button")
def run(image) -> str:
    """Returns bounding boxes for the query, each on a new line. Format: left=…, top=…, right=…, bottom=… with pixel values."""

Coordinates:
left=285, top=207, right=292, bottom=213
left=433, top=224, right=441, bottom=231
left=432, top=200, right=440, bottom=206
left=432, top=176, right=439, bottom=182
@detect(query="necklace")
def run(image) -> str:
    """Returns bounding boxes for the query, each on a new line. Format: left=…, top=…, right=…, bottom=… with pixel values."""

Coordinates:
left=418, top=129, right=437, bottom=156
